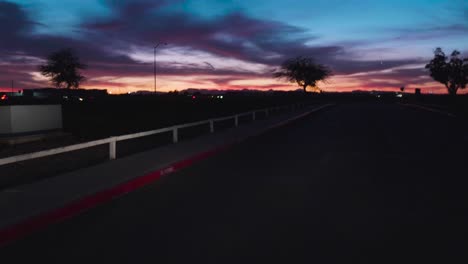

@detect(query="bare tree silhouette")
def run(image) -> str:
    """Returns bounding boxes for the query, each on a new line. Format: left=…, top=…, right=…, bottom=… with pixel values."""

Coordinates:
left=39, top=48, right=87, bottom=89
left=426, top=48, right=468, bottom=96
left=274, top=57, right=332, bottom=93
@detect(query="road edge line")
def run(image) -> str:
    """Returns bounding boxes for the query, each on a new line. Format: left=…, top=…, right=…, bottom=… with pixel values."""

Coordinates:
left=398, top=103, right=456, bottom=117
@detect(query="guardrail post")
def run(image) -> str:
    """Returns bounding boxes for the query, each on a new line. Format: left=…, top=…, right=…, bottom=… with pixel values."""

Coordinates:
left=235, top=115, right=239, bottom=127
left=109, top=137, right=117, bottom=160
left=210, top=120, right=214, bottom=133
left=252, top=111, right=256, bottom=121
left=173, top=127, right=178, bottom=143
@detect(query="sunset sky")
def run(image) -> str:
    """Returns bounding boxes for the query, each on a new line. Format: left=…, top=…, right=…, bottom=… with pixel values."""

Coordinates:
left=0, top=0, right=467, bottom=93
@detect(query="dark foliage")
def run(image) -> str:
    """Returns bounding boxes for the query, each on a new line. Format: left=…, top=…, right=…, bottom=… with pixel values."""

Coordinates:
left=425, top=48, right=468, bottom=95
left=274, top=57, right=332, bottom=92
left=39, top=49, right=87, bottom=89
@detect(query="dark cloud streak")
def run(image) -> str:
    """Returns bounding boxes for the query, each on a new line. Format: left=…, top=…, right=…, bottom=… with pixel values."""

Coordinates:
left=0, top=0, right=439, bottom=91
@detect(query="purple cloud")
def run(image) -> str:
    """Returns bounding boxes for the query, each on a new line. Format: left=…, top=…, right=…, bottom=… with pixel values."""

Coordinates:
left=0, top=0, right=442, bottom=92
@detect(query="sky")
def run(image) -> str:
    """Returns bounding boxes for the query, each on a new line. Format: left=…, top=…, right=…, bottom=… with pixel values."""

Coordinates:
left=0, top=0, right=467, bottom=94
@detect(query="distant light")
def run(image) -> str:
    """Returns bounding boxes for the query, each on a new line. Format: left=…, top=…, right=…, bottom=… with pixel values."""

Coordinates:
left=1, top=94, right=7, bottom=100
left=192, top=95, right=196, bottom=99
left=220, top=95, right=224, bottom=99
left=78, top=97, right=84, bottom=102
left=396, top=93, right=403, bottom=98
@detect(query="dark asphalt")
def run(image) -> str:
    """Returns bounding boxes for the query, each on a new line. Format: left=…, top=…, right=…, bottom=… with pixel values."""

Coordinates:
left=1, top=102, right=467, bottom=263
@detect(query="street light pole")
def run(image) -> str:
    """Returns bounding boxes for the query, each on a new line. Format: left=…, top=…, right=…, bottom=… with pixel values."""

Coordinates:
left=154, top=47, right=156, bottom=93
left=154, top=42, right=167, bottom=94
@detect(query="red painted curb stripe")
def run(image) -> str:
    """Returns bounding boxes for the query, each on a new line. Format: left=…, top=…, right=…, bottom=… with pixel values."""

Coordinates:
left=0, top=104, right=331, bottom=247
left=0, top=144, right=233, bottom=248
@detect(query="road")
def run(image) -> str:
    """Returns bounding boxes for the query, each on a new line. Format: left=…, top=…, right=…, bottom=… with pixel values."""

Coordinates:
left=1, top=102, right=467, bottom=263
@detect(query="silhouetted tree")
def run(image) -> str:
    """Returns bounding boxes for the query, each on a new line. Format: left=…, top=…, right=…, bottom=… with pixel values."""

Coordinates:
left=274, top=57, right=332, bottom=93
left=425, top=48, right=468, bottom=96
left=400, top=86, right=405, bottom=92
left=39, top=49, right=87, bottom=89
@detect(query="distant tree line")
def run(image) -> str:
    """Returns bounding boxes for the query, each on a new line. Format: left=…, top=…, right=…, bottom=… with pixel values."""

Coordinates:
left=38, top=46, right=466, bottom=96
left=274, top=48, right=467, bottom=96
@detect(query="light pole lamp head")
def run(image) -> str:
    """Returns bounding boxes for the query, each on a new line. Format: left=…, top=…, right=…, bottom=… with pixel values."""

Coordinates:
left=155, top=42, right=168, bottom=48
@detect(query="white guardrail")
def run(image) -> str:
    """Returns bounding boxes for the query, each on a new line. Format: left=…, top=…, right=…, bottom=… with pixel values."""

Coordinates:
left=0, top=103, right=307, bottom=166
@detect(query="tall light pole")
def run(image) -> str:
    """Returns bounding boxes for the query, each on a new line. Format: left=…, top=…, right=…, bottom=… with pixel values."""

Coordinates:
left=154, top=42, right=167, bottom=94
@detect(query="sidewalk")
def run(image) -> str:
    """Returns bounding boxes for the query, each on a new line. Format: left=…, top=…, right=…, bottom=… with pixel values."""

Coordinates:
left=0, top=104, right=331, bottom=243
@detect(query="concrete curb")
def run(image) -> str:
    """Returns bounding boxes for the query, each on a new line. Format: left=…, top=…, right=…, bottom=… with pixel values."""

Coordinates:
left=0, top=103, right=334, bottom=248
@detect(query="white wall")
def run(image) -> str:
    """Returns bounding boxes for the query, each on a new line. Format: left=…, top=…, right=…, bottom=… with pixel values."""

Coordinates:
left=0, top=107, right=12, bottom=134
left=0, top=105, right=62, bottom=135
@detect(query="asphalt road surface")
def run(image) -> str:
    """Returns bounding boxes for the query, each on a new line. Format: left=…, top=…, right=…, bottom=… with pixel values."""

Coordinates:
left=1, top=102, right=467, bottom=263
